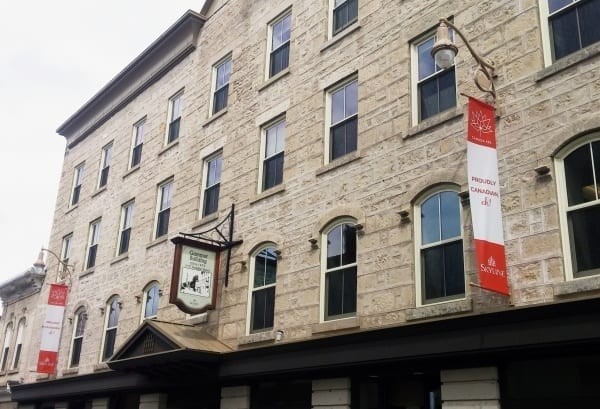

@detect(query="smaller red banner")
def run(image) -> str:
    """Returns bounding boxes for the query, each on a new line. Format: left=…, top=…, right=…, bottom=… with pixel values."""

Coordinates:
left=468, top=97, right=496, bottom=148
left=48, top=284, right=68, bottom=306
left=36, top=350, right=58, bottom=374
left=474, top=239, right=509, bottom=295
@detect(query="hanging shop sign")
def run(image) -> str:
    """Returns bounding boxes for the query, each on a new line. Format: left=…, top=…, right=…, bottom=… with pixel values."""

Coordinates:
left=37, top=284, right=69, bottom=374
left=467, top=96, right=510, bottom=296
left=170, top=237, right=221, bottom=315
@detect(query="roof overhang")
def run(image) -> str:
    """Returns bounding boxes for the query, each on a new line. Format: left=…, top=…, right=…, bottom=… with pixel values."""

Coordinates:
left=57, top=10, right=205, bottom=148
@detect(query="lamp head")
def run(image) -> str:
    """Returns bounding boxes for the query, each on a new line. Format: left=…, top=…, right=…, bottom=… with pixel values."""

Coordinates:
left=431, top=20, right=458, bottom=69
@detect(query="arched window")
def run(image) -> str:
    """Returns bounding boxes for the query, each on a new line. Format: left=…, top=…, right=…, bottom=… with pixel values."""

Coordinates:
left=556, top=136, right=600, bottom=278
left=69, top=308, right=87, bottom=367
left=248, top=246, right=278, bottom=333
left=0, top=323, right=13, bottom=372
left=321, top=221, right=357, bottom=321
left=101, top=297, right=120, bottom=361
left=415, top=188, right=465, bottom=305
left=142, top=283, right=160, bottom=320
left=11, top=319, right=25, bottom=369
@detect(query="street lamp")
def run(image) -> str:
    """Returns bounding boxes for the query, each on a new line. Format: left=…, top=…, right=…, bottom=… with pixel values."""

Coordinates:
left=431, top=19, right=496, bottom=102
left=39, top=247, right=74, bottom=282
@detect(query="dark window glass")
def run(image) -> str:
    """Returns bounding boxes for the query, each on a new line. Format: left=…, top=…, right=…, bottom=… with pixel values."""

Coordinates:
left=251, top=286, right=275, bottom=332
left=565, top=143, right=597, bottom=205
left=168, top=117, right=180, bottom=143
left=333, top=0, right=358, bottom=34
left=131, top=144, right=142, bottom=167
left=203, top=184, right=220, bottom=217
left=119, top=228, right=131, bottom=255
left=550, top=0, right=600, bottom=60
left=325, top=223, right=357, bottom=319
left=156, top=209, right=170, bottom=238
left=419, top=68, right=456, bottom=121
left=269, top=15, right=291, bottom=77
left=327, top=224, right=357, bottom=269
left=1, top=348, right=8, bottom=372
left=99, top=166, right=109, bottom=188
left=70, top=310, right=86, bottom=367
left=263, top=152, right=284, bottom=190
left=331, top=117, right=358, bottom=161
left=422, top=241, right=465, bottom=301
left=86, top=244, right=97, bottom=269
left=568, top=202, right=600, bottom=277
left=71, top=185, right=81, bottom=206
left=103, top=299, right=120, bottom=361
left=213, top=84, right=229, bottom=114
left=103, top=329, right=116, bottom=361
left=144, top=285, right=160, bottom=318
left=12, top=344, right=22, bottom=369
left=270, top=43, right=290, bottom=77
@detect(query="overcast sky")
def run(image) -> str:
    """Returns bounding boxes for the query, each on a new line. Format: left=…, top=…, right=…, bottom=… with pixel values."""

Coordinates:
left=0, top=1, right=204, bottom=284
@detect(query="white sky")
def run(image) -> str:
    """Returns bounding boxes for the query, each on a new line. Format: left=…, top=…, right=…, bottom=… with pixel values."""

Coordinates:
left=0, top=1, right=205, bottom=284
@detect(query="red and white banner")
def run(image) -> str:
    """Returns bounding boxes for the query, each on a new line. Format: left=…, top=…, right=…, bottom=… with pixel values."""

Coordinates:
left=467, top=97, right=509, bottom=295
left=37, top=284, right=68, bottom=374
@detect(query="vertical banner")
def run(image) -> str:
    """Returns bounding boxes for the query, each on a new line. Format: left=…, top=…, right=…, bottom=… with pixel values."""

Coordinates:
left=467, top=97, right=509, bottom=295
left=37, top=284, right=68, bottom=374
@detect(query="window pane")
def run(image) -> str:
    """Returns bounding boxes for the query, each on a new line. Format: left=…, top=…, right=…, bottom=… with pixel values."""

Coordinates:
left=213, top=84, right=229, bottom=114
left=326, top=266, right=356, bottom=318
left=75, top=311, right=87, bottom=337
left=217, top=60, right=231, bottom=88
left=131, top=144, right=142, bottom=167
left=579, top=1, right=600, bottom=48
left=331, top=87, right=345, bottom=124
left=565, top=143, right=595, bottom=205
left=264, top=152, right=284, bottom=190
left=252, top=286, right=275, bottom=331
left=569, top=204, right=600, bottom=277
left=421, top=195, right=441, bottom=245
left=327, top=224, right=342, bottom=269
left=168, top=117, right=180, bottom=143
left=419, top=77, right=438, bottom=121
left=341, top=224, right=357, bottom=265
left=70, top=338, right=82, bottom=367
left=422, top=241, right=464, bottom=302
left=270, top=43, right=290, bottom=77
left=548, top=0, right=574, bottom=13
left=438, top=68, right=456, bottom=113
left=204, top=184, right=220, bottom=216
left=443, top=240, right=466, bottom=296
left=108, top=299, right=120, bottom=327
left=345, top=80, right=358, bottom=117
left=156, top=209, right=170, bottom=237
left=254, top=251, right=266, bottom=288
left=103, top=328, right=116, bottom=360
left=145, top=286, right=159, bottom=318
left=418, top=37, right=436, bottom=80
left=440, top=191, right=461, bottom=240
left=551, top=8, right=580, bottom=59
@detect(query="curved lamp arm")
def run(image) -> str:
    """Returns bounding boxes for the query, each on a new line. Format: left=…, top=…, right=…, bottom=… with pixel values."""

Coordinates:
left=41, top=247, right=74, bottom=282
left=432, top=18, right=496, bottom=102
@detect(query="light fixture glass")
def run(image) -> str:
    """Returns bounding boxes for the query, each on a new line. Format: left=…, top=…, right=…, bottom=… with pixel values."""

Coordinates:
left=434, top=48, right=456, bottom=69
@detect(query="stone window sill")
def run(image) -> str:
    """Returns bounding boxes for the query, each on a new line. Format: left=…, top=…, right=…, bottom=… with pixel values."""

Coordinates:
left=535, top=42, right=600, bottom=82
left=312, top=316, right=359, bottom=334
left=158, top=140, right=179, bottom=156
left=146, top=235, right=169, bottom=250
left=553, top=275, right=600, bottom=297
left=36, top=373, right=49, bottom=381
left=320, top=23, right=361, bottom=53
left=249, top=184, right=286, bottom=205
left=238, top=330, right=276, bottom=346
left=110, top=253, right=128, bottom=265
left=123, top=165, right=140, bottom=179
left=203, top=108, right=228, bottom=128
left=316, top=150, right=362, bottom=177
left=258, top=68, right=290, bottom=92
left=93, top=363, right=109, bottom=372
left=61, top=367, right=79, bottom=376
left=65, top=204, right=79, bottom=215
left=191, top=213, right=219, bottom=230
left=91, top=186, right=107, bottom=198
left=79, top=268, right=95, bottom=279
left=405, top=107, right=463, bottom=139
left=7, top=369, right=18, bottom=375
left=405, top=298, right=472, bottom=321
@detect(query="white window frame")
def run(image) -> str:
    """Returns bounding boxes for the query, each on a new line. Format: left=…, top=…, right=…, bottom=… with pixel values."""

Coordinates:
left=258, top=117, right=286, bottom=193
left=100, top=296, right=120, bottom=362
left=129, top=118, right=145, bottom=169
left=59, top=233, right=73, bottom=281
left=246, top=244, right=278, bottom=335
left=97, top=142, right=113, bottom=189
left=116, top=200, right=134, bottom=256
left=324, top=76, right=359, bottom=165
left=555, top=133, right=600, bottom=280
left=11, top=319, right=24, bottom=370
left=265, top=10, right=292, bottom=80
left=200, top=152, right=222, bottom=218
left=70, top=163, right=84, bottom=206
left=68, top=308, right=86, bottom=368
left=410, top=29, right=457, bottom=125
left=413, top=186, right=466, bottom=307
left=85, top=219, right=101, bottom=270
left=141, top=282, right=161, bottom=322
left=154, top=179, right=173, bottom=239
left=209, top=55, right=232, bottom=116
left=165, top=90, right=184, bottom=145
left=319, top=218, right=358, bottom=322
left=0, top=323, right=12, bottom=372
left=329, top=0, right=359, bottom=38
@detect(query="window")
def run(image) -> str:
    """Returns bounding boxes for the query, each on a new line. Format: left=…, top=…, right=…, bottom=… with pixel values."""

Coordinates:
left=268, top=12, right=291, bottom=78
left=332, top=0, right=358, bottom=35
left=69, top=309, right=86, bottom=367
left=61, top=233, right=72, bottom=275
left=11, top=319, right=24, bottom=370
left=101, top=297, right=120, bottom=361
left=543, top=0, right=600, bottom=63
left=260, top=119, right=285, bottom=191
left=202, top=153, right=222, bottom=217
left=0, top=323, right=12, bottom=372
left=98, top=143, right=112, bottom=188
left=322, top=221, right=357, bottom=320
left=166, top=92, right=183, bottom=144
left=130, top=119, right=145, bottom=168
left=70, top=164, right=84, bottom=206
left=412, top=31, right=456, bottom=122
left=142, top=283, right=160, bottom=320
left=556, top=136, right=600, bottom=278
left=248, top=246, right=277, bottom=333
left=155, top=180, right=173, bottom=238
left=85, top=220, right=101, bottom=270
left=415, top=189, right=465, bottom=305
left=117, top=201, right=134, bottom=255
left=327, top=78, right=358, bottom=162
left=211, top=57, right=232, bottom=115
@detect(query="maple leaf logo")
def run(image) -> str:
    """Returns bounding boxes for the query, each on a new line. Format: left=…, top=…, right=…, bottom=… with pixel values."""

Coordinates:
left=471, top=110, right=493, bottom=138
left=487, top=256, right=496, bottom=267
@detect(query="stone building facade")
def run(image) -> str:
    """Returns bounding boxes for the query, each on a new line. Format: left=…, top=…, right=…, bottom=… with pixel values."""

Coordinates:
left=7, top=0, right=600, bottom=408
